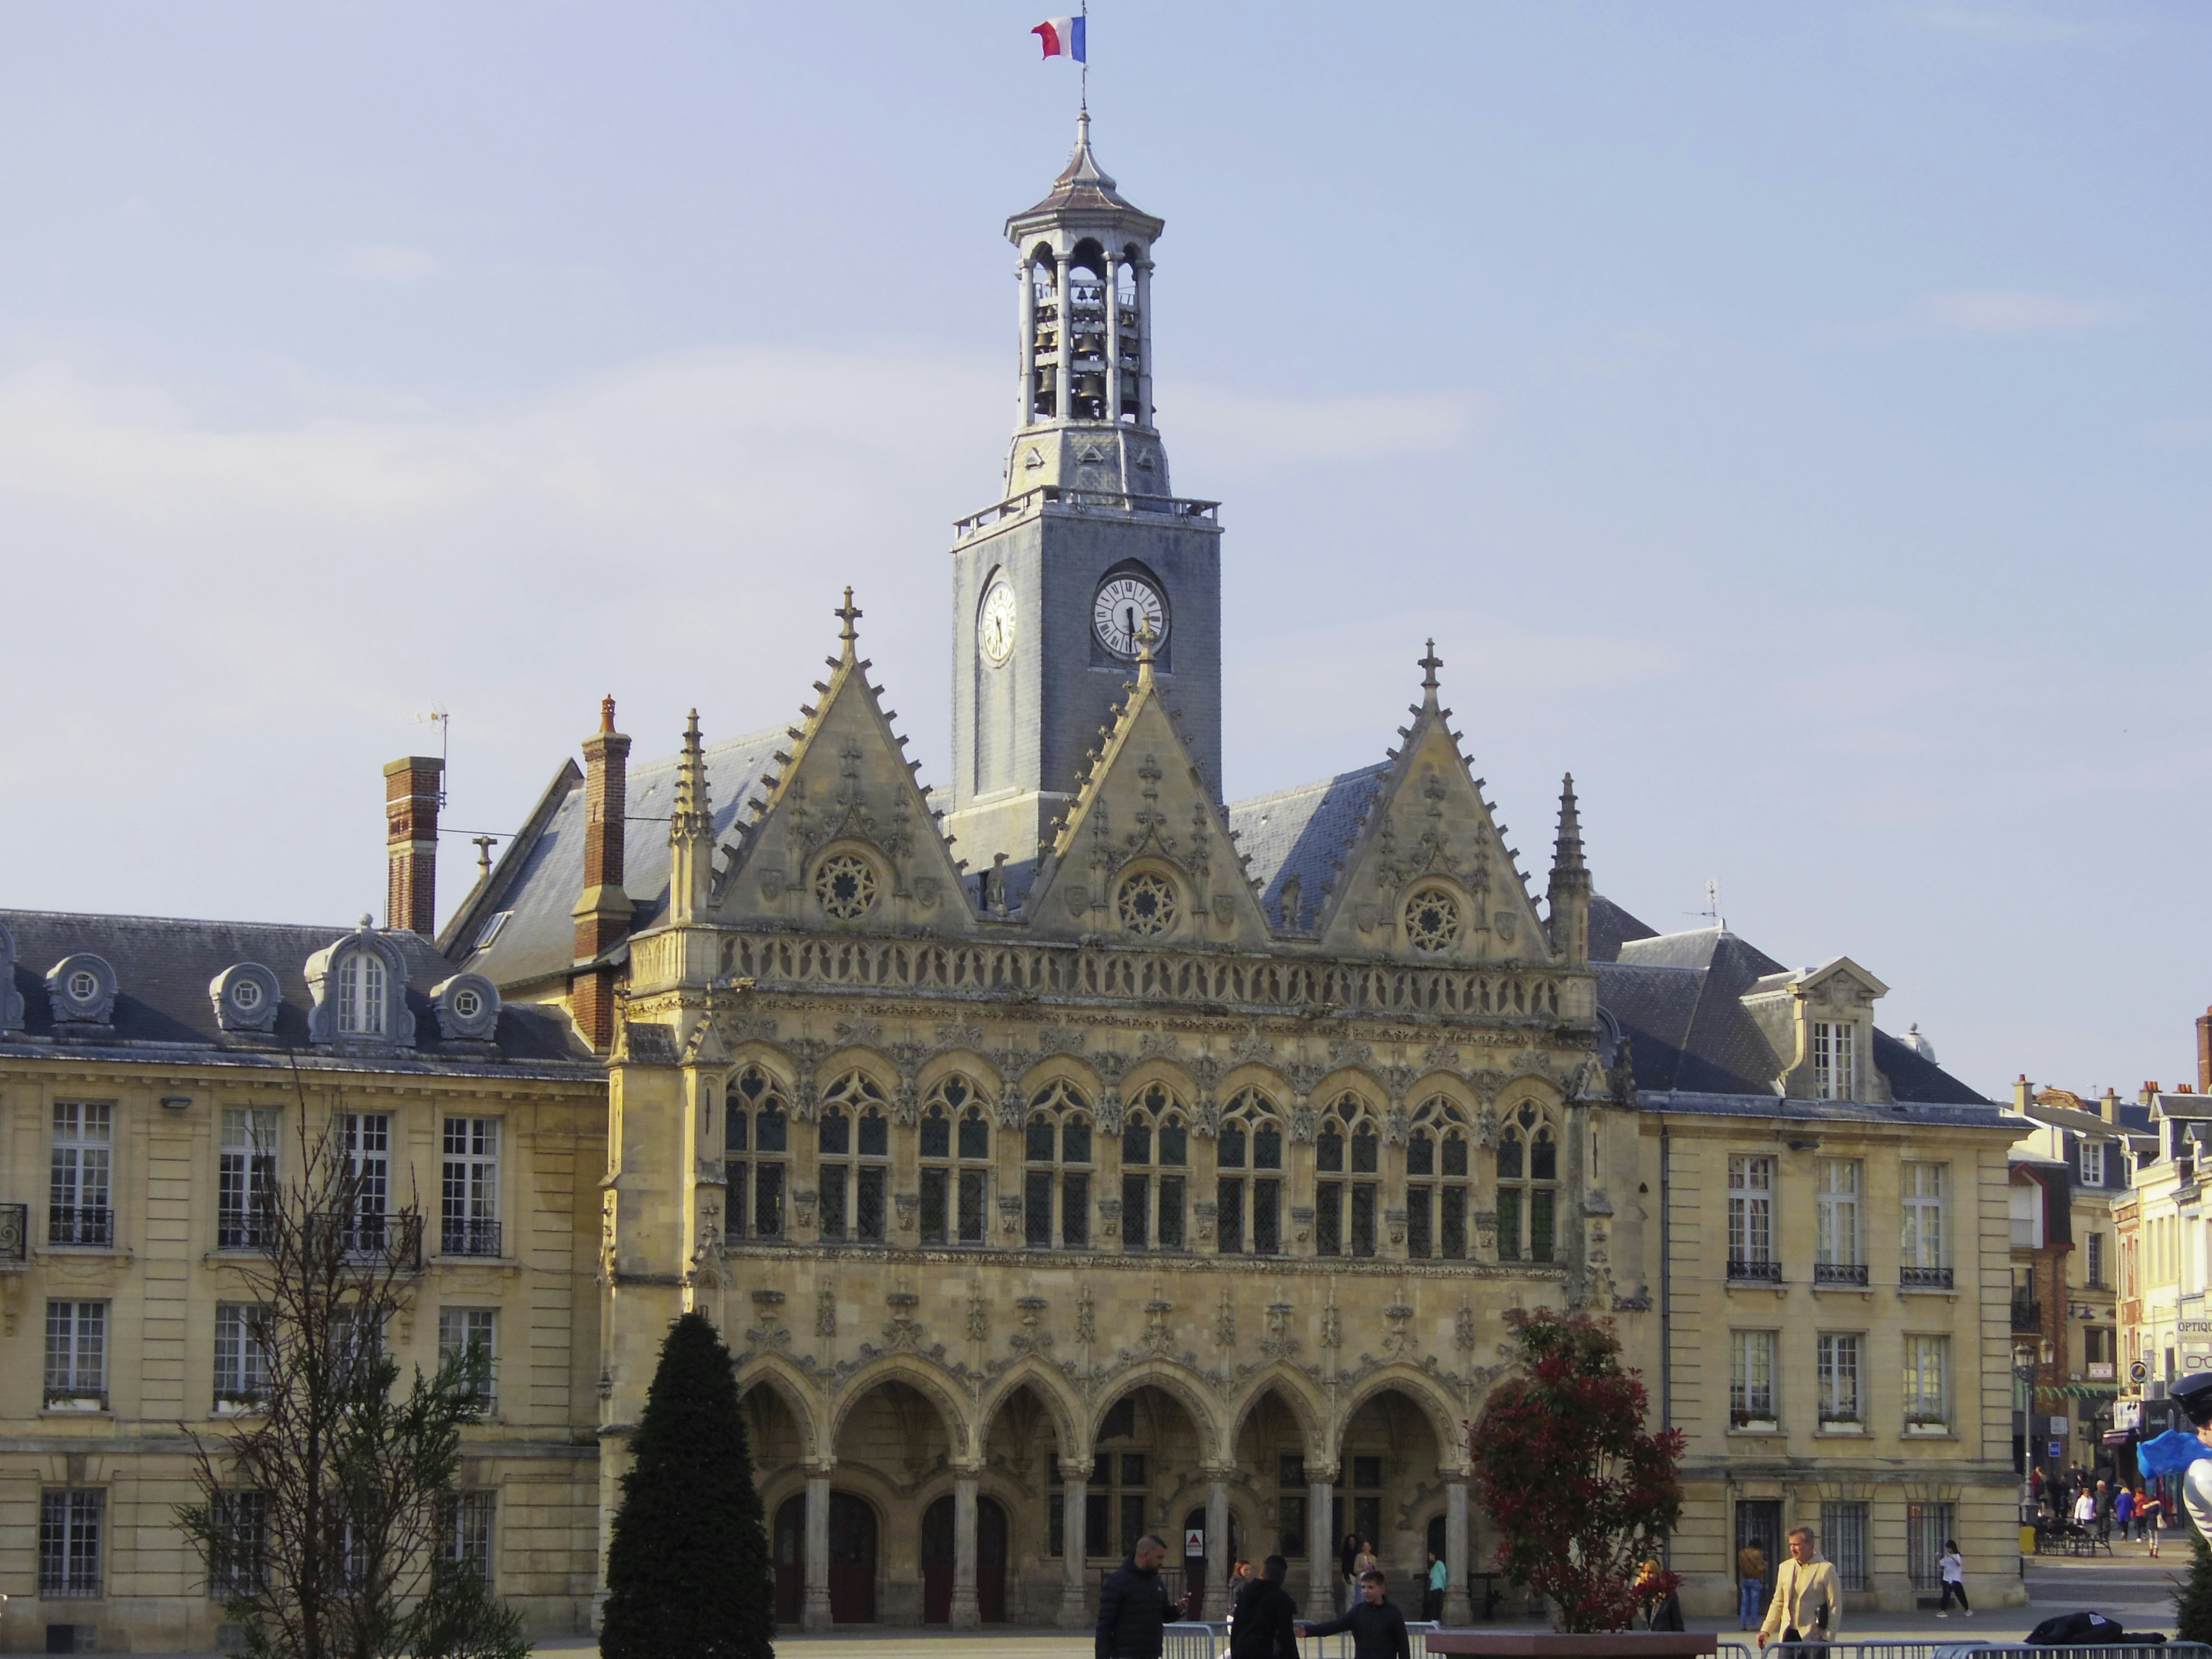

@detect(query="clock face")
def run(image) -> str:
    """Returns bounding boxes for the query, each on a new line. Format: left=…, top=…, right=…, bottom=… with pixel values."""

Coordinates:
left=1093, top=576, right=1168, bottom=659
left=979, top=582, right=1018, bottom=665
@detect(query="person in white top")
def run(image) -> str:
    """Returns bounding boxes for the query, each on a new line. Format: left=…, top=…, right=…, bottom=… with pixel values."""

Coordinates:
left=1936, top=1541, right=1970, bottom=1617
left=2073, top=1489, right=2098, bottom=1529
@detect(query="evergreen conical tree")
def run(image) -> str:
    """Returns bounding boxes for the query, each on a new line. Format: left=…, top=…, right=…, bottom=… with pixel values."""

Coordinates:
left=599, top=1312, right=774, bottom=1659
left=2176, top=1520, right=2212, bottom=1642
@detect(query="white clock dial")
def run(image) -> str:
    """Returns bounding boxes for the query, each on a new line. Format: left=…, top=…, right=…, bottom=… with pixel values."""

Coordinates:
left=1093, top=576, right=1168, bottom=659
left=979, top=582, right=1018, bottom=665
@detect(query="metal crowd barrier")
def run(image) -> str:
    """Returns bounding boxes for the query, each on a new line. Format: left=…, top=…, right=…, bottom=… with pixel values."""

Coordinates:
left=1718, top=1647, right=2208, bottom=1659
left=1166, top=1618, right=1442, bottom=1659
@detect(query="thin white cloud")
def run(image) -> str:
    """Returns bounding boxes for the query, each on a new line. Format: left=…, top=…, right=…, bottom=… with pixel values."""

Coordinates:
left=1904, top=7, right=2096, bottom=43
left=341, top=243, right=441, bottom=283
left=1906, top=290, right=2117, bottom=337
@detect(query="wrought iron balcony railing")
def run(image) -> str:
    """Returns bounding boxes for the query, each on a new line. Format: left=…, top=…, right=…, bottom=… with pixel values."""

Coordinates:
left=1902, top=1265, right=1954, bottom=1289
left=1814, top=1262, right=1869, bottom=1286
left=0, top=1202, right=27, bottom=1264
left=441, top=1218, right=502, bottom=1259
left=1728, top=1258, right=1783, bottom=1284
left=2011, top=1295, right=2042, bottom=1330
left=48, top=1205, right=113, bottom=1247
left=307, top=1212, right=422, bottom=1271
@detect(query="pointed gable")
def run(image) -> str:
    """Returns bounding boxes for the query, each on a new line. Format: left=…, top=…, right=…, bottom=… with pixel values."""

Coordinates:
left=1024, top=644, right=1272, bottom=948
left=715, top=590, right=974, bottom=933
left=1310, top=644, right=1553, bottom=964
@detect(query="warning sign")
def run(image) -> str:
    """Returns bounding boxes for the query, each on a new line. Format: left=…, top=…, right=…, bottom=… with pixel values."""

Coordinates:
left=1185, top=1528, right=1205, bottom=1556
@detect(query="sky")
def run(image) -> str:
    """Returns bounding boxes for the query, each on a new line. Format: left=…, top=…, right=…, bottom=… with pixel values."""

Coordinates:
left=1, top=3, right=2206, bottom=1103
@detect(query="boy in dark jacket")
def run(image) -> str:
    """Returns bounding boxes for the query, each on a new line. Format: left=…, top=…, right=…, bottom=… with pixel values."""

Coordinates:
left=1299, top=1570, right=1411, bottom=1659
left=1231, top=1556, right=1300, bottom=1659
left=1098, top=1536, right=1181, bottom=1659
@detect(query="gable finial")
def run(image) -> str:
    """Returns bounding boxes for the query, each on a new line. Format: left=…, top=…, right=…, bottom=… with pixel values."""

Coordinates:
left=1418, top=639, right=1443, bottom=701
left=834, top=586, right=863, bottom=655
left=1134, top=615, right=1159, bottom=688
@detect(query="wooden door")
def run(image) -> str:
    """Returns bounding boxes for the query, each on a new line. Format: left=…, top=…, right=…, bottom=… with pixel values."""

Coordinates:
left=827, top=1492, right=877, bottom=1624
left=922, top=1495, right=954, bottom=1625
left=978, top=1497, right=1009, bottom=1624
left=773, top=1495, right=805, bottom=1626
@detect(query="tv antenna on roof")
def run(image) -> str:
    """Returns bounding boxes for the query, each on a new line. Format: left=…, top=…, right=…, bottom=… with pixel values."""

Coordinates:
left=1698, top=879, right=1725, bottom=931
left=418, top=703, right=450, bottom=808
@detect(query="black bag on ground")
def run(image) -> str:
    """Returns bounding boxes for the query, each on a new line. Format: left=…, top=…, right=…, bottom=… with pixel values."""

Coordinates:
left=2026, top=1610, right=2166, bottom=1645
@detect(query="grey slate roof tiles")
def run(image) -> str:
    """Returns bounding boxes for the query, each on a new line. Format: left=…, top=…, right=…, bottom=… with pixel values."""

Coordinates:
left=1225, top=766, right=1386, bottom=927
left=0, top=909, right=589, bottom=1069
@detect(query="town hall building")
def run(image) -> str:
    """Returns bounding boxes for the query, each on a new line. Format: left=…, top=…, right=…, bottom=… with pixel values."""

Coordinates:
left=0, top=117, right=2028, bottom=1651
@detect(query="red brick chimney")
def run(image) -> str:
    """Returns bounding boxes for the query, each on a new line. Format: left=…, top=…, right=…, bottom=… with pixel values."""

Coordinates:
left=2198, top=1006, right=2212, bottom=1094
left=571, top=696, right=633, bottom=1051
left=384, top=756, right=444, bottom=935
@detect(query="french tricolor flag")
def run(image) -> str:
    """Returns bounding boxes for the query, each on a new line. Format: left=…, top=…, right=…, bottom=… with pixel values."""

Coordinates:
left=1033, top=15, right=1086, bottom=62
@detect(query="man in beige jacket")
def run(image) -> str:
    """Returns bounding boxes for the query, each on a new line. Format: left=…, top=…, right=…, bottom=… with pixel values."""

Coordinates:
left=1755, top=1527, right=1840, bottom=1647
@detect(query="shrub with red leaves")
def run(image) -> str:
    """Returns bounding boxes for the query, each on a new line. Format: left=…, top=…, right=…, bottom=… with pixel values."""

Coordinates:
left=1468, top=1308, right=1685, bottom=1633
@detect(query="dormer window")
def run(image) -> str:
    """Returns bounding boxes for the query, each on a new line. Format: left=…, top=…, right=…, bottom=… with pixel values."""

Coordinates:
left=337, top=953, right=387, bottom=1036
left=1813, top=1021, right=1856, bottom=1100
left=2080, top=1138, right=2106, bottom=1186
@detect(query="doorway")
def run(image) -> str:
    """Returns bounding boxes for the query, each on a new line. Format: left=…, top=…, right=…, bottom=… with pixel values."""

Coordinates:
left=922, top=1495, right=1010, bottom=1625
left=1182, top=1505, right=1241, bottom=1610
left=771, top=1491, right=879, bottom=1625
left=1736, top=1499, right=1782, bottom=1605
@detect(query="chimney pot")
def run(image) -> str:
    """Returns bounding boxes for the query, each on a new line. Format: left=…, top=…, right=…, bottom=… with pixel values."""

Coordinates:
left=383, top=756, right=444, bottom=935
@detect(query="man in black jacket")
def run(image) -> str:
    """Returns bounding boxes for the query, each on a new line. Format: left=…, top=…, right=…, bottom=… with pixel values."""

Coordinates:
left=1298, top=1570, right=1411, bottom=1659
left=1098, top=1535, right=1178, bottom=1659
left=1230, top=1556, right=1300, bottom=1659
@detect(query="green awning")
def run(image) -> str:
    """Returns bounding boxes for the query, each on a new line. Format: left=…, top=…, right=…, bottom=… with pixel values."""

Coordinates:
left=2040, top=1384, right=2122, bottom=1400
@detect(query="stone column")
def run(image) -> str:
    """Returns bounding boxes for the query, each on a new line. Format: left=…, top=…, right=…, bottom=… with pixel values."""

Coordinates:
left=952, top=1469, right=981, bottom=1628
left=1103, top=254, right=1121, bottom=424
left=1060, top=1474, right=1091, bottom=1627
left=1206, top=1473, right=1231, bottom=1619
left=804, top=1469, right=833, bottom=1631
left=1054, top=253, right=1072, bottom=421
left=1443, top=1475, right=1472, bottom=1625
left=1134, top=260, right=1155, bottom=427
left=1019, top=258, right=1037, bottom=427
left=1307, top=1472, right=1337, bottom=1617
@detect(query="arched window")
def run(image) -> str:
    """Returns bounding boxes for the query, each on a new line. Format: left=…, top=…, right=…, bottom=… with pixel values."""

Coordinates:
left=817, top=1073, right=890, bottom=1243
left=724, top=1066, right=789, bottom=1240
left=920, top=1074, right=992, bottom=1245
left=1315, top=1093, right=1380, bottom=1258
left=1120, top=1082, right=1188, bottom=1252
left=1216, top=1089, right=1283, bottom=1256
left=1496, top=1102, right=1558, bottom=1263
left=337, top=952, right=385, bottom=1036
left=1025, top=1079, right=1093, bottom=1249
left=1407, top=1097, right=1470, bottom=1260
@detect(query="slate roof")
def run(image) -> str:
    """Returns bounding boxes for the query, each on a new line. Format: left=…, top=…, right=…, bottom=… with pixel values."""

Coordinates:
left=448, top=727, right=786, bottom=990
left=1009, top=116, right=1161, bottom=230
left=1588, top=898, right=1990, bottom=1108
left=1225, top=765, right=1387, bottom=928
left=0, top=910, right=591, bottom=1071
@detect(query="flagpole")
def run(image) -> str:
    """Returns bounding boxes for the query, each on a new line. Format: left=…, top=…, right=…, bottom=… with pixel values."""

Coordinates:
left=1080, top=0, right=1089, bottom=115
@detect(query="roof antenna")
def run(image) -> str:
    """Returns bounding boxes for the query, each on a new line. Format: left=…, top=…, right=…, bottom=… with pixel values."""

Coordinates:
left=1700, top=879, right=1725, bottom=931
left=416, top=702, right=450, bottom=807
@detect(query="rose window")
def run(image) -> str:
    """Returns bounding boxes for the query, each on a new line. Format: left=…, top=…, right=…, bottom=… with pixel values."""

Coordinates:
left=1116, top=871, right=1177, bottom=937
left=1404, top=887, right=1461, bottom=953
left=814, top=853, right=879, bottom=920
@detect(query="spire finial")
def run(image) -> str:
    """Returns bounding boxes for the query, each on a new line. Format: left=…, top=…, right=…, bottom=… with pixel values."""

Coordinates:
left=672, top=707, right=712, bottom=843
left=834, top=586, right=863, bottom=654
left=1134, top=616, right=1158, bottom=688
left=599, top=695, right=617, bottom=734
left=472, top=835, right=496, bottom=879
left=1552, top=773, right=1587, bottom=874
left=1417, top=639, right=1443, bottom=697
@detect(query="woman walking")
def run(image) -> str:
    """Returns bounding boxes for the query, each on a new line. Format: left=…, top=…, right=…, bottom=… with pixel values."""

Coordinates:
left=1935, top=1541, right=1971, bottom=1618
left=2146, top=1490, right=2166, bottom=1558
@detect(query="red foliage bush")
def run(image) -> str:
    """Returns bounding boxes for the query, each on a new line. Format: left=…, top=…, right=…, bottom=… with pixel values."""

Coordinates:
left=1468, top=1308, right=1685, bottom=1632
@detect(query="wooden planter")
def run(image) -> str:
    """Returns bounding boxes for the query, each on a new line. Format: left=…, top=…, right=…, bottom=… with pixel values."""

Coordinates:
left=1429, top=1635, right=1717, bottom=1659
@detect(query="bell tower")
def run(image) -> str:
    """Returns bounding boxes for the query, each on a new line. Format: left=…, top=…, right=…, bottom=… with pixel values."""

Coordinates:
left=945, top=114, right=1224, bottom=892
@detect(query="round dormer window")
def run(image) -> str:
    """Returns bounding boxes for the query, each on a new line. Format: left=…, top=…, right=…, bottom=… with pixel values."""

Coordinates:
left=67, top=970, right=98, bottom=1003
left=453, top=987, right=484, bottom=1021
left=231, top=978, right=264, bottom=1011
left=1404, top=886, right=1462, bottom=954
